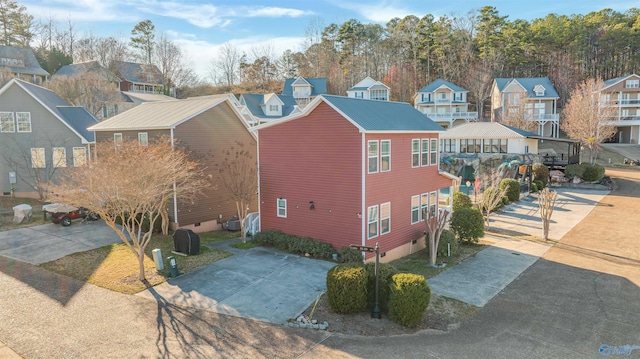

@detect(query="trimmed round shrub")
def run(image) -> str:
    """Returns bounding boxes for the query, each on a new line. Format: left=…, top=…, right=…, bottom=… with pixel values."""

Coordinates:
left=532, top=163, right=550, bottom=187
left=388, top=273, right=430, bottom=327
left=500, top=178, right=521, bottom=202
left=502, top=195, right=509, bottom=205
left=534, top=179, right=545, bottom=190
left=582, top=164, right=605, bottom=182
left=364, top=262, right=398, bottom=313
left=450, top=207, right=485, bottom=244
left=564, top=163, right=586, bottom=178
left=452, top=191, right=472, bottom=212
left=338, top=246, right=363, bottom=263
left=426, top=229, right=459, bottom=259
left=531, top=182, right=538, bottom=192
left=326, top=264, right=368, bottom=314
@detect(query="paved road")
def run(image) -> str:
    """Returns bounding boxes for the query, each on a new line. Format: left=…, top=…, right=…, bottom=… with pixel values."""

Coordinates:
left=1, top=168, right=638, bottom=358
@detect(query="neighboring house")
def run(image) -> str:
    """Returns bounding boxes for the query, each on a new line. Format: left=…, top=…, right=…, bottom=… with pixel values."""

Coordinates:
left=252, top=95, right=456, bottom=263
left=414, top=79, right=478, bottom=129
left=439, top=122, right=539, bottom=155
left=238, top=93, right=299, bottom=126
left=490, top=77, right=560, bottom=137
left=0, top=45, right=50, bottom=85
left=346, top=76, right=389, bottom=101
left=281, top=76, right=327, bottom=107
left=0, top=78, right=98, bottom=198
left=110, top=61, right=174, bottom=97
left=599, top=74, right=640, bottom=144
left=89, top=96, right=257, bottom=233
left=55, top=60, right=121, bottom=85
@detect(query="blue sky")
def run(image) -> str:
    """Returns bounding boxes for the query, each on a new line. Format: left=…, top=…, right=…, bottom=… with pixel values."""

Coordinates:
left=21, top=0, right=639, bottom=80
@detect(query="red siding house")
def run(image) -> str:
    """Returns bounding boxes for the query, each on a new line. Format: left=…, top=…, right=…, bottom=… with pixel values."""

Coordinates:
left=253, top=95, right=456, bottom=262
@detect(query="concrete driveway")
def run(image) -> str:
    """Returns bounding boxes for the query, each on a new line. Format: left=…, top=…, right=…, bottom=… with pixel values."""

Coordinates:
left=0, top=221, right=121, bottom=265
left=136, top=242, right=336, bottom=324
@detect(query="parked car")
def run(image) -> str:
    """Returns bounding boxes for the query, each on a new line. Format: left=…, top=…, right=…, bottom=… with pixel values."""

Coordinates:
left=44, top=204, right=99, bottom=226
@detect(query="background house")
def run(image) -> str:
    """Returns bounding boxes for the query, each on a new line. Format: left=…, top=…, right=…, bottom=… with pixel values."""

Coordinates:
left=253, top=95, right=455, bottom=262
left=346, top=76, right=389, bottom=101
left=0, top=78, right=98, bottom=198
left=111, top=61, right=173, bottom=97
left=414, top=79, right=478, bottom=129
left=89, top=96, right=257, bottom=232
left=491, top=77, right=560, bottom=137
left=238, top=93, right=299, bottom=126
left=282, top=76, right=327, bottom=108
left=0, top=45, right=50, bottom=85
left=600, top=74, right=640, bottom=144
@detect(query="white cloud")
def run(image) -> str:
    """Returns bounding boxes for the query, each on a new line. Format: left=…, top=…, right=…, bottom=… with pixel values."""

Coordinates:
left=333, top=0, right=418, bottom=23
left=246, top=7, right=315, bottom=18
left=23, top=0, right=138, bottom=23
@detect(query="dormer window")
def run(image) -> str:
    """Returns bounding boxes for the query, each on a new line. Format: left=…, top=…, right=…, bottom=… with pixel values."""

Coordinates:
left=626, top=79, right=639, bottom=88
left=534, top=85, right=545, bottom=96
left=269, top=105, right=278, bottom=112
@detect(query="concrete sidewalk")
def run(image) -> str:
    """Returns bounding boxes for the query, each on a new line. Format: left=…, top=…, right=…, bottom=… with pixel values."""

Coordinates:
left=428, top=188, right=609, bottom=307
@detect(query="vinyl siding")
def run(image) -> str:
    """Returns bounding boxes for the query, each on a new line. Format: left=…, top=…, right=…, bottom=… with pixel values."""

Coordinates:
left=365, top=133, right=451, bottom=258
left=0, top=83, right=86, bottom=195
left=259, top=102, right=362, bottom=251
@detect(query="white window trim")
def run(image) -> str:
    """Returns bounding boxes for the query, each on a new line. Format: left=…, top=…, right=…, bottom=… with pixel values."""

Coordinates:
left=380, top=202, right=390, bottom=235
left=52, top=147, right=66, bottom=168
left=114, top=133, right=123, bottom=145
left=16, top=112, right=31, bottom=132
left=31, top=148, right=45, bottom=168
left=421, top=139, right=429, bottom=166
left=430, top=139, right=438, bottom=166
left=411, top=195, right=420, bottom=224
left=0, top=112, right=15, bottom=132
left=73, top=147, right=87, bottom=167
left=411, top=139, right=420, bottom=168
left=138, top=132, right=148, bottom=146
left=368, top=140, right=379, bottom=174
left=626, top=79, right=639, bottom=88
left=380, top=140, right=391, bottom=172
left=367, top=204, right=379, bottom=239
left=420, top=193, right=429, bottom=221
left=277, top=198, right=287, bottom=218
left=429, top=191, right=437, bottom=218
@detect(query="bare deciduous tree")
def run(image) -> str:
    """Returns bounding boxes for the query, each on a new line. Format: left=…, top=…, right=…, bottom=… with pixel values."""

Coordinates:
left=423, top=208, right=450, bottom=267
left=501, top=92, right=539, bottom=133
left=209, top=42, right=240, bottom=86
left=48, top=73, right=121, bottom=117
left=155, top=33, right=198, bottom=92
left=48, top=138, right=208, bottom=281
left=561, top=78, right=618, bottom=164
left=217, top=142, right=258, bottom=243
left=538, top=187, right=557, bottom=240
left=478, top=171, right=508, bottom=229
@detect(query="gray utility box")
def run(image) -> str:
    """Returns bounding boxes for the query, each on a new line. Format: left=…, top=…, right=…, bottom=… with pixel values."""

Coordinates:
left=173, top=228, right=200, bottom=255
left=226, top=219, right=241, bottom=231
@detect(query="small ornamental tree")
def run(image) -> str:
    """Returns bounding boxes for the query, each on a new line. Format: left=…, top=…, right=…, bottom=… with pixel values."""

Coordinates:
left=538, top=187, right=558, bottom=240
left=423, top=208, right=450, bottom=267
left=48, top=138, right=207, bottom=281
left=450, top=207, right=485, bottom=244
left=217, top=141, right=258, bottom=243
left=480, top=186, right=508, bottom=230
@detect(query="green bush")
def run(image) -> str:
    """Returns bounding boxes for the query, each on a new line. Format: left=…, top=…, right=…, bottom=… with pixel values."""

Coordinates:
left=364, top=262, right=398, bottom=313
left=482, top=186, right=504, bottom=211
left=326, top=264, right=368, bottom=314
left=252, top=230, right=334, bottom=260
left=452, top=192, right=473, bottom=212
left=582, top=164, right=605, bottom=181
left=564, top=163, right=585, bottom=178
left=531, top=182, right=538, bottom=192
left=532, top=163, right=550, bottom=187
left=534, top=179, right=545, bottom=190
left=388, top=273, right=430, bottom=327
left=500, top=178, right=521, bottom=202
left=502, top=195, right=510, bottom=205
left=426, top=229, right=459, bottom=259
left=450, top=207, right=485, bottom=244
left=338, top=246, right=363, bottom=263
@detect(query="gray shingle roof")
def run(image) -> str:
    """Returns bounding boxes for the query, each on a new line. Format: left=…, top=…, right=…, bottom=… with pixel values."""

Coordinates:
left=321, top=95, right=443, bottom=132
left=54, top=61, right=120, bottom=83
left=240, top=93, right=297, bottom=118
left=603, top=74, right=639, bottom=89
left=440, top=122, right=538, bottom=139
left=111, top=61, right=162, bottom=85
left=13, top=79, right=99, bottom=142
left=418, top=78, right=467, bottom=93
left=495, top=77, right=559, bottom=98
left=282, top=77, right=327, bottom=96
left=0, top=45, right=49, bottom=77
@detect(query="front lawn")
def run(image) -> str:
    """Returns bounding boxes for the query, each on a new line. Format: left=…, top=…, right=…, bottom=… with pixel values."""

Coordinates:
left=391, top=241, right=488, bottom=279
left=40, top=230, right=234, bottom=294
left=0, top=197, right=49, bottom=231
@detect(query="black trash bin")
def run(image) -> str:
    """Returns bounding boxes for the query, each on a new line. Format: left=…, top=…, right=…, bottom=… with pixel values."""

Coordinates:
left=173, top=228, right=200, bottom=255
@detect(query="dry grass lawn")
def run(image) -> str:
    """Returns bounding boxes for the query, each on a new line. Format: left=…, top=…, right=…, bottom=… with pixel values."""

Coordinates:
left=0, top=197, right=49, bottom=231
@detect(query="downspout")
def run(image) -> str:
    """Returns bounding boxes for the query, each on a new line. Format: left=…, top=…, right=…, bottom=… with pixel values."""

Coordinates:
left=256, top=132, right=261, bottom=233
left=171, top=128, right=178, bottom=225
left=361, top=132, right=366, bottom=247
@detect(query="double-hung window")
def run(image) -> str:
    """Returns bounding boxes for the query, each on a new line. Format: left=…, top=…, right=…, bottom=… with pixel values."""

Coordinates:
left=380, top=140, right=390, bottom=172
left=31, top=148, right=45, bottom=168
left=0, top=112, right=15, bottom=132
left=368, top=140, right=378, bottom=173
left=138, top=132, right=149, bottom=146
left=16, top=112, right=31, bottom=132
left=277, top=198, right=287, bottom=218
left=367, top=205, right=379, bottom=239
left=430, top=139, right=437, bottom=165
left=73, top=147, right=87, bottom=167
left=421, top=139, right=429, bottom=166
left=380, top=202, right=390, bottom=235
left=421, top=193, right=429, bottom=220
left=52, top=147, right=66, bottom=168
left=114, top=133, right=123, bottom=147
left=411, top=195, right=420, bottom=224
left=411, top=139, right=420, bottom=167
left=429, top=192, right=437, bottom=218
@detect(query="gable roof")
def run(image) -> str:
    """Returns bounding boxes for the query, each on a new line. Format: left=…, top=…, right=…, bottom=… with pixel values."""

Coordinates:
left=282, top=77, right=327, bottom=96
left=253, top=95, right=444, bottom=133
left=121, top=91, right=176, bottom=104
left=440, top=122, right=538, bottom=139
left=418, top=78, right=467, bottom=93
left=347, top=76, right=390, bottom=91
left=495, top=77, right=559, bottom=99
left=110, top=61, right=162, bottom=85
left=54, top=61, right=120, bottom=83
left=602, top=74, right=640, bottom=90
left=0, top=79, right=99, bottom=142
left=240, top=93, right=298, bottom=119
left=88, top=97, right=252, bottom=136
left=0, top=45, right=50, bottom=77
